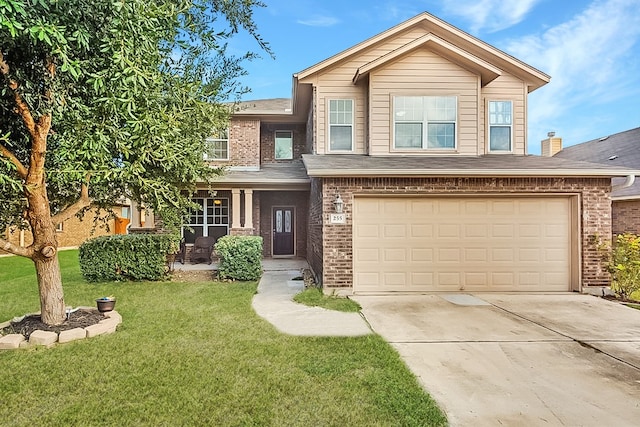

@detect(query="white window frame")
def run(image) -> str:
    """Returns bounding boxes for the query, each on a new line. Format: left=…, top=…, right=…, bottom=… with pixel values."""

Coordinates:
left=204, top=129, right=229, bottom=161
left=181, top=197, right=229, bottom=244
left=488, top=100, right=513, bottom=152
left=392, top=95, right=457, bottom=151
left=274, top=130, right=293, bottom=160
left=327, top=99, right=354, bottom=152
left=55, top=222, right=63, bottom=232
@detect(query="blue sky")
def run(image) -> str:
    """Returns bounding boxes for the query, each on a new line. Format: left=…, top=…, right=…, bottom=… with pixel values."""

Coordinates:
left=230, top=0, right=640, bottom=154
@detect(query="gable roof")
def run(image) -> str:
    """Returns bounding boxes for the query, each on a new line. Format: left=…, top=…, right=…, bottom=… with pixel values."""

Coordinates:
left=352, top=33, right=502, bottom=86
left=295, top=11, right=550, bottom=92
left=555, top=127, right=640, bottom=199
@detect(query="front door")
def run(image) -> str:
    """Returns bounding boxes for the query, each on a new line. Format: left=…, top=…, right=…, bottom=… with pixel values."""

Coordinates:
left=273, top=207, right=294, bottom=256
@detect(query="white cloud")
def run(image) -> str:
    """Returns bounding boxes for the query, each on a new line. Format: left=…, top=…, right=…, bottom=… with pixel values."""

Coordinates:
left=504, top=0, right=640, bottom=149
left=441, top=0, right=542, bottom=33
left=297, top=15, right=340, bottom=27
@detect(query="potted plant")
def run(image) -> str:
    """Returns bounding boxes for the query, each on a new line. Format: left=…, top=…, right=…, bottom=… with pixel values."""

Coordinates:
left=96, top=296, right=116, bottom=312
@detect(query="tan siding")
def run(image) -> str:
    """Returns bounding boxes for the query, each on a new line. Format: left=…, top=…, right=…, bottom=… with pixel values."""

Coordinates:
left=303, top=27, right=442, bottom=155
left=369, top=49, right=479, bottom=155
left=481, top=74, right=527, bottom=154
left=315, top=85, right=366, bottom=154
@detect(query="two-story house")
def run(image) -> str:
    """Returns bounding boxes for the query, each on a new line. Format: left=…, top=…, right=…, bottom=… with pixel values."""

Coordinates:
left=191, top=12, right=639, bottom=295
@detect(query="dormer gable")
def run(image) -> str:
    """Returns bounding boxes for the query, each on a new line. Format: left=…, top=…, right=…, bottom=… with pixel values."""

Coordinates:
left=295, top=12, right=549, bottom=92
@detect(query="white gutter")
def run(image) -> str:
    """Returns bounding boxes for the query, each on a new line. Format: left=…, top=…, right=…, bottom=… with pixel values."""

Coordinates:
left=612, top=174, right=636, bottom=192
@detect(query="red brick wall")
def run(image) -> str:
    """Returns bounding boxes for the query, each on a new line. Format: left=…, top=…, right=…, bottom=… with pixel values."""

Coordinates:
left=259, top=123, right=307, bottom=163
left=258, top=191, right=309, bottom=258
left=226, top=119, right=260, bottom=167
left=307, top=178, right=324, bottom=283
left=612, top=200, right=640, bottom=235
left=316, top=177, right=612, bottom=291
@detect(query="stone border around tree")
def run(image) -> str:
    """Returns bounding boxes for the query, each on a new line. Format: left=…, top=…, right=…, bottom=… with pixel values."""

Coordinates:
left=0, top=309, right=122, bottom=351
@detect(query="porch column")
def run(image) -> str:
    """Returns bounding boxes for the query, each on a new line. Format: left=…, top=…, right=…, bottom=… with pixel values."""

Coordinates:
left=130, top=200, right=142, bottom=228
left=244, top=189, right=253, bottom=229
left=144, top=208, right=155, bottom=229
left=231, top=189, right=241, bottom=229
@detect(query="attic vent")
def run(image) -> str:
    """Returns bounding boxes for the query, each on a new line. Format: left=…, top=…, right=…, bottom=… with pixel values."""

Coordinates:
left=608, top=155, right=618, bottom=160
left=599, top=136, right=609, bottom=141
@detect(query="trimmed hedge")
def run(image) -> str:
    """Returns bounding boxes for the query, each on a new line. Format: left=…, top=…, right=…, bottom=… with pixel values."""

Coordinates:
left=215, top=235, right=263, bottom=281
left=79, top=234, right=178, bottom=282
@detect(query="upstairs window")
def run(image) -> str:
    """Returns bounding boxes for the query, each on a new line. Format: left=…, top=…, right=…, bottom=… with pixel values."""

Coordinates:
left=489, top=101, right=512, bottom=152
left=394, top=96, right=457, bottom=150
left=275, top=130, right=293, bottom=159
left=204, top=129, right=229, bottom=160
left=328, top=99, right=353, bottom=151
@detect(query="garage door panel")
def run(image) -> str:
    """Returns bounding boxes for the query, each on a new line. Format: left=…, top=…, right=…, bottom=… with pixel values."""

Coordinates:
left=464, top=248, right=488, bottom=262
left=491, top=224, right=515, bottom=238
left=411, top=248, right=433, bottom=262
left=464, top=224, right=487, bottom=238
left=353, top=197, right=572, bottom=292
left=384, top=248, right=407, bottom=262
left=437, top=223, right=461, bottom=238
left=410, top=224, right=433, bottom=238
left=411, top=272, right=434, bottom=285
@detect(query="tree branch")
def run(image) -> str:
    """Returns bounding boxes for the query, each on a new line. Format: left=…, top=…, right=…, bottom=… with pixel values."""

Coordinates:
left=51, top=183, right=92, bottom=225
left=0, top=51, right=36, bottom=136
left=0, top=235, right=34, bottom=258
left=0, top=142, right=28, bottom=179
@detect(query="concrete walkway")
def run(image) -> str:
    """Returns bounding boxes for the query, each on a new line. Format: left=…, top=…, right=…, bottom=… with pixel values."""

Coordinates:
left=251, top=260, right=372, bottom=337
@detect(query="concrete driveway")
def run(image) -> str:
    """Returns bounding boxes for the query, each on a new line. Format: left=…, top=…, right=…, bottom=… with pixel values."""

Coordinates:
left=353, top=293, right=640, bottom=426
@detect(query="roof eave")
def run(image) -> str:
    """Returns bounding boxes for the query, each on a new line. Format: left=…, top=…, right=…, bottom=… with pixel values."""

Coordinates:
left=304, top=168, right=639, bottom=178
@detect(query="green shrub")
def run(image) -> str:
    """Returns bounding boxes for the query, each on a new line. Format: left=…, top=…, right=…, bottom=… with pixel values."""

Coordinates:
left=215, top=235, right=263, bottom=281
left=608, top=233, right=640, bottom=300
left=79, top=233, right=179, bottom=282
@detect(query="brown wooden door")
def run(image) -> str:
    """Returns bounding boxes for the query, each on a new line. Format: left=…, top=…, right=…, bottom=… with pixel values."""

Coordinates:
left=273, top=207, right=294, bottom=256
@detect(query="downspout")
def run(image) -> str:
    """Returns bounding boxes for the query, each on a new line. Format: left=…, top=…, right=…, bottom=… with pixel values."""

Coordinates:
left=612, top=175, right=636, bottom=192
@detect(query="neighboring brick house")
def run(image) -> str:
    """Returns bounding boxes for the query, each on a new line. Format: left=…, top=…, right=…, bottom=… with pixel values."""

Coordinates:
left=552, top=127, right=640, bottom=236
left=4, top=205, right=129, bottom=249
left=191, top=12, right=639, bottom=295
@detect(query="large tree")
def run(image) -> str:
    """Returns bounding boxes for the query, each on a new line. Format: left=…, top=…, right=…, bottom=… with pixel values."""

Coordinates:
left=0, top=0, right=269, bottom=325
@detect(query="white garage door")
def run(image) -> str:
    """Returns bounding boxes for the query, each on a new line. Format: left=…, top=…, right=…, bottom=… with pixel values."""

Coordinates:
left=353, top=197, right=572, bottom=293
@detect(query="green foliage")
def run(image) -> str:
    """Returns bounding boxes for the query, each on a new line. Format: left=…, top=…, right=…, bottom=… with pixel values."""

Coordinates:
left=294, top=287, right=362, bottom=312
left=0, top=0, right=270, bottom=232
left=214, top=235, right=262, bottom=281
left=608, top=233, right=640, bottom=300
left=0, top=253, right=447, bottom=426
left=79, top=233, right=179, bottom=282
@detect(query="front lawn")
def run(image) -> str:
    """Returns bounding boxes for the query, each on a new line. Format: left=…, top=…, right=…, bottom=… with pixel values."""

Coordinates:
left=0, top=251, right=446, bottom=426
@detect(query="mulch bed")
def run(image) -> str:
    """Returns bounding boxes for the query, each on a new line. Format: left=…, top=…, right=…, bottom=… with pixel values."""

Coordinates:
left=1, top=309, right=105, bottom=339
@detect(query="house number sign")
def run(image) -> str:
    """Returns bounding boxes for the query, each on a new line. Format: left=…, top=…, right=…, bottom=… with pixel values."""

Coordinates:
left=329, top=213, right=346, bottom=224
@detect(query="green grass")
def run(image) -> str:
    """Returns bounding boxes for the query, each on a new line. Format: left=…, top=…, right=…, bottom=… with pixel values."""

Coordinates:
left=293, top=287, right=362, bottom=312
left=0, top=251, right=447, bottom=426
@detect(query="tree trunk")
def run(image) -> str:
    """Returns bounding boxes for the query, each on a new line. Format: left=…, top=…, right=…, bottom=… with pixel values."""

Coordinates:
left=33, top=252, right=65, bottom=325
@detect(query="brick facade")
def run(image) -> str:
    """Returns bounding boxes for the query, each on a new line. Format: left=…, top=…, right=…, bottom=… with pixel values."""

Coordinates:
left=312, top=176, right=612, bottom=292
left=5, top=207, right=118, bottom=249
left=227, top=119, right=260, bottom=167
left=259, top=123, right=307, bottom=163
left=612, top=200, right=640, bottom=235
left=307, top=178, right=324, bottom=281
